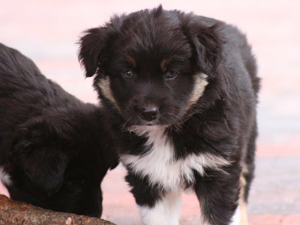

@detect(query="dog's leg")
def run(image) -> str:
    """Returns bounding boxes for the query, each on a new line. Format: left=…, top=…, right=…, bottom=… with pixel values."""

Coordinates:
left=140, top=191, right=182, bottom=225
left=243, top=122, right=257, bottom=203
left=126, top=172, right=182, bottom=225
left=194, top=168, right=240, bottom=225
left=238, top=122, right=257, bottom=225
left=238, top=176, right=249, bottom=225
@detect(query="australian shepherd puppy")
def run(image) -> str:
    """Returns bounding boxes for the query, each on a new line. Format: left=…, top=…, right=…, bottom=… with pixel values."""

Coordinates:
left=0, top=43, right=117, bottom=217
left=79, top=6, right=260, bottom=225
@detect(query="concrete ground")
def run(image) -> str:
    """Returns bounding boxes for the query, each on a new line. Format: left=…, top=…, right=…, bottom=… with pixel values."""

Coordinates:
left=0, top=0, right=300, bottom=224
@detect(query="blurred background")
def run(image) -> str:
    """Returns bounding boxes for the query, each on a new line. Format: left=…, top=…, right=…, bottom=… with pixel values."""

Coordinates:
left=0, top=0, right=299, bottom=224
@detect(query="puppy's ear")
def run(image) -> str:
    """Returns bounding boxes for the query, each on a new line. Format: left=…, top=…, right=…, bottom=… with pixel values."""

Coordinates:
left=12, top=125, right=70, bottom=195
left=182, top=17, right=224, bottom=76
left=78, top=27, right=109, bottom=77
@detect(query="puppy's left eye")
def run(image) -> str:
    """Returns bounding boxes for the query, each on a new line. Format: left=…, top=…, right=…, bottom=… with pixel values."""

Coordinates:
left=165, top=71, right=178, bottom=80
left=123, top=70, right=134, bottom=79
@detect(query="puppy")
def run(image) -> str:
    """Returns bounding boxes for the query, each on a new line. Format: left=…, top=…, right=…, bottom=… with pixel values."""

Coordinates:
left=0, top=43, right=117, bottom=217
left=79, top=6, right=259, bottom=225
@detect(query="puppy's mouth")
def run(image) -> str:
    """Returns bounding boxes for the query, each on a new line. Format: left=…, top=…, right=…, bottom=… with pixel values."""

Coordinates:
left=122, top=110, right=183, bottom=128
left=123, top=116, right=180, bottom=132
left=133, top=118, right=160, bottom=127
left=140, top=121, right=157, bottom=126
left=128, top=124, right=168, bottom=136
left=122, top=116, right=166, bottom=129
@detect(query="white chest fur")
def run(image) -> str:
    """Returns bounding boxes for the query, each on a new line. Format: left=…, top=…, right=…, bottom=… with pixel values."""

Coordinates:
left=121, top=126, right=229, bottom=191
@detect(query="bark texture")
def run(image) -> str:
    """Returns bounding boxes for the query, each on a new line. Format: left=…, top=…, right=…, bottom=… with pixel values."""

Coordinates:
left=0, top=195, right=116, bottom=225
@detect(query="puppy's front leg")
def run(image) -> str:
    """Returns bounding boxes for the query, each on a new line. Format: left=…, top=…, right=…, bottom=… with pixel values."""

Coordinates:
left=194, top=168, right=240, bottom=225
left=140, top=191, right=182, bottom=225
left=126, top=172, right=182, bottom=225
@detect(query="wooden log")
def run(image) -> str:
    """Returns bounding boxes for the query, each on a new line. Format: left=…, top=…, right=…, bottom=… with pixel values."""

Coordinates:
left=0, top=195, right=116, bottom=225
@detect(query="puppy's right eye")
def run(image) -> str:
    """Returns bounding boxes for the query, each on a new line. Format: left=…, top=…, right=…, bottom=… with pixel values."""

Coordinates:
left=123, top=70, right=134, bottom=79
left=165, top=71, right=178, bottom=80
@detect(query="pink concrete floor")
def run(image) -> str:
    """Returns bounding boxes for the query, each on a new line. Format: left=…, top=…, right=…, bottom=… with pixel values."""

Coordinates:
left=1, top=1, right=300, bottom=224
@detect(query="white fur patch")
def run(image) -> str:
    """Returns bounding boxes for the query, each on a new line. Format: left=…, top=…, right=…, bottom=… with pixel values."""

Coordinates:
left=185, top=73, right=208, bottom=112
left=230, top=205, right=241, bottom=225
left=0, top=166, right=12, bottom=186
left=140, top=191, right=182, bottom=225
left=122, top=126, right=229, bottom=191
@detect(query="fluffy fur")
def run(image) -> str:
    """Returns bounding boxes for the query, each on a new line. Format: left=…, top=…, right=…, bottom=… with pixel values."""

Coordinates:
left=122, top=125, right=230, bottom=191
left=140, top=191, right=182, bottom=225
left=0, top=43, right=117, bottom=217
left=79, top=5, right=259, bottom=225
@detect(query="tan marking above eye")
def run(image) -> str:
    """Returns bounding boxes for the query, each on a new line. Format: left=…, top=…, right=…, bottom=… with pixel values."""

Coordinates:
left=126, top=55, right=136, bottom=67
left=160, top=59, right=170, bottom=72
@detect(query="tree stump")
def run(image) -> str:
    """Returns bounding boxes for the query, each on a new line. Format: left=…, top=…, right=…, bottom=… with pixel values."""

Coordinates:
left=0, top=194, right=116, bottom=225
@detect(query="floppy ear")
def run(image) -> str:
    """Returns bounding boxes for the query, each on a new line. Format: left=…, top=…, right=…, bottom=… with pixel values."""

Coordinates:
left=12, top=126, right=70, bottom=194
left=78, top=27, right=109, bottom=77
left=182, top=18, right=224, bottom=76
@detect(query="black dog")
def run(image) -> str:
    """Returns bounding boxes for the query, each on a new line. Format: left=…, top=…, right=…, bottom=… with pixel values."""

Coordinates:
left=0, top=43, right=117, bottom=217
left=79, top=6, right=259, bottom=225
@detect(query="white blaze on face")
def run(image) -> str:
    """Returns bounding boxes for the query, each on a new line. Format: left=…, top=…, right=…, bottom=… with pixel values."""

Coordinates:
left=185, top=73, right=208, bottom=112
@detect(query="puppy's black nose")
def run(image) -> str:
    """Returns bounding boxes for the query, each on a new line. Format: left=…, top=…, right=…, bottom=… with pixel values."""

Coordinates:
left=140, top=107, right=158, bottom=122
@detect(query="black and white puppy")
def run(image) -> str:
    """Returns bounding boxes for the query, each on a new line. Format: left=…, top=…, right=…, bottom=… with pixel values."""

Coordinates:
left=0, top=43, right=117, bottom=217
left=79, top=6, right=259, bottom=225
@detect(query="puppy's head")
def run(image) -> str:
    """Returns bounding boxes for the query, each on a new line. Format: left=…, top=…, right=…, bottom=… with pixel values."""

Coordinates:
left=8, top=118, right=105, bottom=217
left=79, top=6, right=223, bottom=127
left=11, top=121, right=71, bottom=195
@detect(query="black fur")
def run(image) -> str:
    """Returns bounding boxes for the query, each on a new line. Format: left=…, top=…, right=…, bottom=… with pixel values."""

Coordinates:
left=0, top=43, right=117, bottom=217
left=79, top=6, right=259, bottom=225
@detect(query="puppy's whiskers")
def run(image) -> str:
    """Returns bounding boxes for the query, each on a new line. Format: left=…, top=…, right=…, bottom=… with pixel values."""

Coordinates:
left=121, top=116, right=133, bottom=132
left=166, top=112, right=183, bottom=124
left=160, top=116, right=170, bottom=126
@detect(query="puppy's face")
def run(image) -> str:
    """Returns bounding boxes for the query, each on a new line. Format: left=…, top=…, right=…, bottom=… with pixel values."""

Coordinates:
left=79, top=6, right=223, bottom=127
left=7, top=122, right=105, bottom=217
left=100, top=31, right=196, bottom=127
